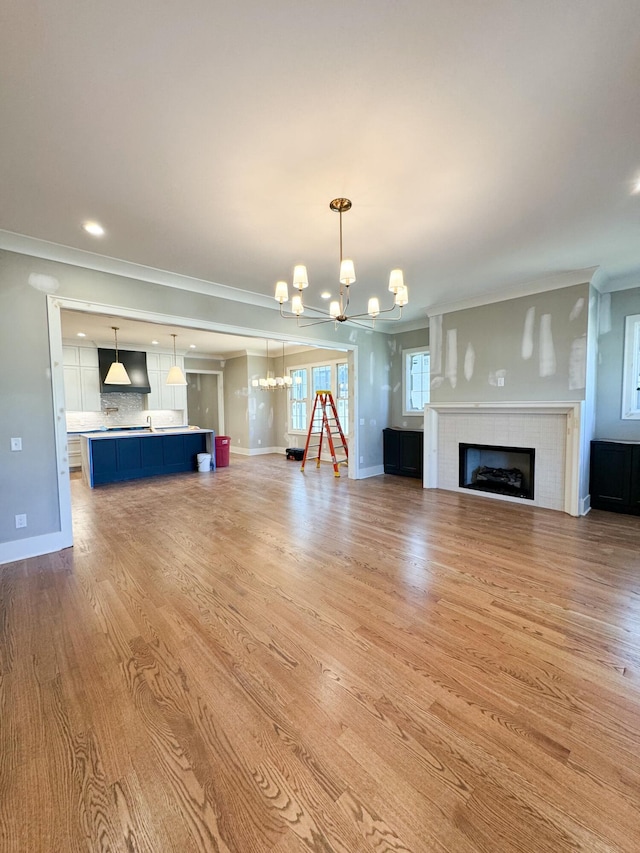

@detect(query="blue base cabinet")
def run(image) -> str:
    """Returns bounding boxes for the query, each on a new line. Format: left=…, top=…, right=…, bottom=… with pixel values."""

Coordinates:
left=89, top=433, right=209, bottom=486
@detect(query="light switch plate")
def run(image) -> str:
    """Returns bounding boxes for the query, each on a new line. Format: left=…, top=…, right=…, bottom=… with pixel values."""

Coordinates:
left=11, top=437, right=22, bottom=451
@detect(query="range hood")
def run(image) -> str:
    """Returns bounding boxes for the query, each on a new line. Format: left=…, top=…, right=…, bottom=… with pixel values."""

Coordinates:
left=98, top=349, right=151, bottom=394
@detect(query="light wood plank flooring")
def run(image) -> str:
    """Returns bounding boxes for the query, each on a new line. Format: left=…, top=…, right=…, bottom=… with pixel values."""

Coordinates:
left=2, top=454, right=640, bottom=852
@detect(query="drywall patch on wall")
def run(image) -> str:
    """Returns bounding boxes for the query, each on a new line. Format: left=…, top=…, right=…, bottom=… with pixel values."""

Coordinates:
left=430, top=314, right=443, bottom=374
left=569, top=336, right=587, bottom=390
left=521, top=306, right=535, bottom=360
left=28, top=272, right=59, bottom=293
left=569, top=297, right=585, bottom=322
left=445, top=329, right=457, bottom=388
left=539, top=314, right=556, bottom=377
left=464, top=343, right=475, bottom=381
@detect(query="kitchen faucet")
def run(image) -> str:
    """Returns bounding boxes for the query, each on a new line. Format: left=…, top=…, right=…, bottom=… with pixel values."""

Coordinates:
left=146, top=414, right=156, bottom=432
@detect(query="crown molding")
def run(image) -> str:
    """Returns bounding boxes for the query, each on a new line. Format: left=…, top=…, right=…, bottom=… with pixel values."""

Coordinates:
left=0, top=228, right=277, bottom=311
left=426, top=267, right=599, bottom=317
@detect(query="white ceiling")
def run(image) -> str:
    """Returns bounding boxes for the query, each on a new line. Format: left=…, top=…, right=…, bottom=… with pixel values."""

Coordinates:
left=2, top=1, right=640, bottom=323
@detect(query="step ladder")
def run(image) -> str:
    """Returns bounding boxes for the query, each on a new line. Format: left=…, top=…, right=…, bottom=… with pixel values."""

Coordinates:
left=301, top=391, right=349, bottom=477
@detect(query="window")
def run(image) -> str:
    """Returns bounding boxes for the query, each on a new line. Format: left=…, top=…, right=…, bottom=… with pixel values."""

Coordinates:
left=402, top=347, right=430, bottom=415
left=287, top=359, right=349, bottom=435
left=622, top=314, right=640, bottom=419
left=290, top=368, right=308, bottom=431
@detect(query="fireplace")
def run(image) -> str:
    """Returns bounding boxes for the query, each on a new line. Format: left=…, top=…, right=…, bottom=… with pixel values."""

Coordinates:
left=459, top=443, right=535, bottom=500
left=423, top=402, right=583, bottom=515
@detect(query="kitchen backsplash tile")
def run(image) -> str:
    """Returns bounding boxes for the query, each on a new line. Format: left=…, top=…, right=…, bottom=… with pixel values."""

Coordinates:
left=66, top=393, right=185, bottom=432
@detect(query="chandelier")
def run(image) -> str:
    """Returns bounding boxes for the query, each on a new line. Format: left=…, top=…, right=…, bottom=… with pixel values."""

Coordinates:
left=252, top=340, right=293, bottom=391
left=274, top=198, right=409, bottom=328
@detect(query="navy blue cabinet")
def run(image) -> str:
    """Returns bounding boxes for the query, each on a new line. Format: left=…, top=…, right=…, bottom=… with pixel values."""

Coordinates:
left=590, top=441, right=640, bottom=515
left=383, top=428, right=423, bottom=479
left=89, top=432, right=208, bottom=486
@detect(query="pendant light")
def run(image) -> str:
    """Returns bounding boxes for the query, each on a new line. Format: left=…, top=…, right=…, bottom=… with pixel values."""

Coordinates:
left=104, top=326, right=131, bottom=385
left=166, top=334, right=187, bottom=386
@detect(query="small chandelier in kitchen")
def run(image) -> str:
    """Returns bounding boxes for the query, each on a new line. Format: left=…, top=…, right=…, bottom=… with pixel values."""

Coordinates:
left=252, top=340, right=293, bottom=391
left=274, top=198, right=409, bottom=328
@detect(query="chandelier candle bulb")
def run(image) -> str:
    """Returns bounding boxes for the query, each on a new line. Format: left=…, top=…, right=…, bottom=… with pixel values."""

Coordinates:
left=291, top=294, right=304, bottom=315
left=389, top=269, right=404, bottom=294
left=395, top=285, right=409, bottom=307
left=368, top=297, right=380, bottom=317
left=275, top=281, right=289, bottom=303
left=292, top=265, right=309, bottom=289
left=329, top=301, right=341, bottom=319
left=339, top=259, right=356, bottom=286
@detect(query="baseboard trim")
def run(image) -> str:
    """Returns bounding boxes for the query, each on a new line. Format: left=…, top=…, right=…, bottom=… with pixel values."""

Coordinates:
left=230, top=446, right=286, bottom=457
left=357, top=464, right=384, bottom=479
left=0, top=530, right=72, bottom=567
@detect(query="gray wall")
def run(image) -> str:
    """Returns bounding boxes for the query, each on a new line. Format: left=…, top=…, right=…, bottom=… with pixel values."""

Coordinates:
left=595, top=287, right=640, bottom=440
left=0, top=259, right=61, bottom=544
left=430, top=283, right=590, bottom=403
left=223, top=355, right=250, bottom=448
left=388, top=327, right=429, bottom=428
left=186, top=373, right=219, bottom=431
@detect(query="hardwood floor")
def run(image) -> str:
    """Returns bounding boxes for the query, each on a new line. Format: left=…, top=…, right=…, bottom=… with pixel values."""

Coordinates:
left=2, top=454, right=640, bottom=852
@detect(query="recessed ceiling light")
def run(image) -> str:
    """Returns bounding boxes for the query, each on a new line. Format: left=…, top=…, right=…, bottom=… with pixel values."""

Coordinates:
left=76, top=332, right=86, bottom=337
left=320, top=291, right=331, bottom=299
left=189, top=344, right=197, bottom=349
left=82, top=221, right=105, bottom=237
left=151, top=340, right=159, bottom=345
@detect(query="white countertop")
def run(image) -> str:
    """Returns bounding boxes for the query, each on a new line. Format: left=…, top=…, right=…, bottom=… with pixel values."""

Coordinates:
left=81, top=427, right=214, bottom=440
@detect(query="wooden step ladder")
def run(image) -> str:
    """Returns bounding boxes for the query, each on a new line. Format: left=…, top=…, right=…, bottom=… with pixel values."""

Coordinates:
left=301, top=390, right=349, bottom=477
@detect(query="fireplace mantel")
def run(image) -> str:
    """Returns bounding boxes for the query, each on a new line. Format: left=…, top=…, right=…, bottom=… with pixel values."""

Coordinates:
left=423, top=401, right=583, bottom=516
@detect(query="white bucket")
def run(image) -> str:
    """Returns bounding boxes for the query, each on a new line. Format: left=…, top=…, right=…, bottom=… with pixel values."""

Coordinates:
left=197, top=453, right=212, bottom=472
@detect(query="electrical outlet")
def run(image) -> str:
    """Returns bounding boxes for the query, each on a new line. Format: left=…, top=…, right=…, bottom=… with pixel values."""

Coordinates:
left=11, top=437, right=22, bottom=451
left=15, top=514, right=27, bottom=529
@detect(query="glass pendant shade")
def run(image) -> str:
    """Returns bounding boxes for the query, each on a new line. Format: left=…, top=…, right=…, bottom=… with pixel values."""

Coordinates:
left=388, top=269, right=404, bottom=294
left=293, top=265, right=309, bottom=289
left=394, top=284, right=409, bottom=307
left=104, top=360, right=131, bottom=385
left=368, top=297, right=380, bottom=317
left=339, top=259, right=356, bottom=285
left=104, top=326, right=131, bottom=384
left=274, top=280, right=289, bottom=303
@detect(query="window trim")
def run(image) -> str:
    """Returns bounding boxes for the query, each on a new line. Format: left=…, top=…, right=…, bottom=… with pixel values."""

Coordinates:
left=621, top=314, right=640, bottom=420
left=402, top=346, right=430, bottom=416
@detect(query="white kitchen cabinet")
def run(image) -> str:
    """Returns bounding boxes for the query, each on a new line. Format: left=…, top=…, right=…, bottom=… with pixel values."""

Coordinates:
left=63, top=345, right=101, bottom=412
left=146, top=351, right=187, bottom=413
left=79, top=347, right=101, bottom=411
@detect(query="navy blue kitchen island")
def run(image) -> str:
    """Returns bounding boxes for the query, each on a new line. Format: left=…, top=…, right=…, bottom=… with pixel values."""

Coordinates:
left=80, top=428, right=214, bottom=487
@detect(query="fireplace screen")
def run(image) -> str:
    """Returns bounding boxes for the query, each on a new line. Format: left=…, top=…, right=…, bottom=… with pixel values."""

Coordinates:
left=459, top=443, right=535, bottom=500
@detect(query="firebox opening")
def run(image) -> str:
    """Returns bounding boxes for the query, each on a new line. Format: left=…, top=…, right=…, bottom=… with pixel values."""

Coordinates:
left=459, top=443, right=535, bottom=500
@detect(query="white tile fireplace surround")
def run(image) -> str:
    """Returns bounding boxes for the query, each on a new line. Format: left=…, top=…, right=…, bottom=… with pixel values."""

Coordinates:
left=423, top=402, right=583, bottom=515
